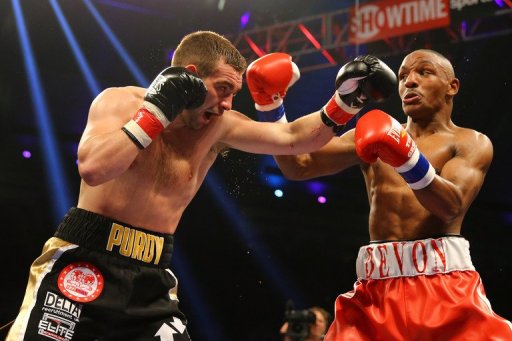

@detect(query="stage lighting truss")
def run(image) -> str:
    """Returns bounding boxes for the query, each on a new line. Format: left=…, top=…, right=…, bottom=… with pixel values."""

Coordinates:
left=227, top=6, right=512, bottom=73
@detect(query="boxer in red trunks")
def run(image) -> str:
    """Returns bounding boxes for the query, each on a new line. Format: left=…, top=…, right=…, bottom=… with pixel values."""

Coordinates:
left=272, top=49, right=512, bottom=340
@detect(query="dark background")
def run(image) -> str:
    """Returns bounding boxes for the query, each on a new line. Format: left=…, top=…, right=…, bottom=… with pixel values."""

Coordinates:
left=1, top=1, right=511, bottom=340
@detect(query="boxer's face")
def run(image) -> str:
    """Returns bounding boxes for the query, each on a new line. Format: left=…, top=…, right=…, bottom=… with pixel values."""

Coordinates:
left=181, top=62, right=243, bottom=129
left=398, top=50, right=457, bottom=119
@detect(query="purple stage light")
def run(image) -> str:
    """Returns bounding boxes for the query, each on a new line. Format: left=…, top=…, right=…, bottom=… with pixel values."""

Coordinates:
left=22, top=150, right=31, bottom=159
left=240, top=11, right=250, bottom=30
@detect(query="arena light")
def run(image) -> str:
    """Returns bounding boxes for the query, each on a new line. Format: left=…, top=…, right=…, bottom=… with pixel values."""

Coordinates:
left=83, top=0, right=149, bottom=86
left=217, top=0, right=226, bottom=11
left=49, top=0, right=101, bottom=96
left=265, top=174, right=286, bottom=187
left=11, top=0, right=72, bottom=223
left=260, top=156, right=287, bottom=187
left=240, top=11, right=250, bottom=30
left=306, top=180, right=327, bottom=195
left=274, top=189, right=284, bottom=198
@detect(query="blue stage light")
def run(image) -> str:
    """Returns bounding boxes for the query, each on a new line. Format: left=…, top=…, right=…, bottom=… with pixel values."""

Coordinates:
left=49, top=0, right=101, bottom=96
left=306, top=180, right=327, bottom=195
left=11, top=0, right=72, bottom=223
left=206, top=171, right=304, bottom=305
left=265, top=174, right=286, bottom=187
left=83, top=0, right=149, bottom=86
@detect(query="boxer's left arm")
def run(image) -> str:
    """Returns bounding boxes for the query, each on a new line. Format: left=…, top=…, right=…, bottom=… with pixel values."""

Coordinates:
left=219, top=53, right=337, bottom=155
left=219, top=108, right=336, bottom=156
left=414, top=131, right=493, bottom=222
left=218, top=52, right=358, bottom=167
left=355, top=109, right=493, bottom=221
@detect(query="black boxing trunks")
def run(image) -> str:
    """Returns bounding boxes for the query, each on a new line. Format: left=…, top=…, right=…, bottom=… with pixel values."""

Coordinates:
left=7, top=207, right=191, bottom=341
left=325, top=236, right=512, bottom=340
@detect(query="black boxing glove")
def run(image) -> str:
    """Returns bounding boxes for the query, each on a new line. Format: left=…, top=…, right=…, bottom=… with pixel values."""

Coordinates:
left=320, top=55, right=396, bottom=128
left=122, top=67, right=207, bottom=149
left=144, top=66, right=207, bottom=121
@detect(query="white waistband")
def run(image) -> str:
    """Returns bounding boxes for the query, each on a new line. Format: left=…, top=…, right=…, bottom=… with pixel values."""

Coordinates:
left=356, top=237, right=475, bottom=280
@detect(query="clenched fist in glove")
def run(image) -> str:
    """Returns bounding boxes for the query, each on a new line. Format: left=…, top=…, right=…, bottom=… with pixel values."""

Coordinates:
left=123, top=67, right=207, bottom=149
left=246, top=53, right=300, bottom=122
left=355, top=109, right=435, bottom=190
left=321, top=55, right=397, bottom=129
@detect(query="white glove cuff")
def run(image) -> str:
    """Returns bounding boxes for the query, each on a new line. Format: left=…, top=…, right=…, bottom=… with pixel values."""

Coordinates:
left=143, top=101, right=171, bottom=127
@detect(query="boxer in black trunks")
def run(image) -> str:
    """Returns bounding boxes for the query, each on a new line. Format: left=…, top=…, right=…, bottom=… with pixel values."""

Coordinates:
left=7, top=30, right=351, bottom=340
left=10, top=208, right=183, bottom=340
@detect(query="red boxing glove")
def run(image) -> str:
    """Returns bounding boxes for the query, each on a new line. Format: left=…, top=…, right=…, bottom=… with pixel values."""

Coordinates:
left=355, top=109, right=435, bottom=189
left=355, top=109, right=413, bottom=166
left=246, top=53, right=300, bottom=118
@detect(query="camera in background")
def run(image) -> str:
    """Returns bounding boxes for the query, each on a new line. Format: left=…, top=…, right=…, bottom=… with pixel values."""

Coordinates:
left=280, top=301, right=331, bottom=341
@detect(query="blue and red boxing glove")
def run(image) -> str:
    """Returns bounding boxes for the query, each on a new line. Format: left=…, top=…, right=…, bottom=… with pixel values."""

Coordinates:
left=355, top=109, right=435, bottom=190
left=246, top=52, right=300, bottom=123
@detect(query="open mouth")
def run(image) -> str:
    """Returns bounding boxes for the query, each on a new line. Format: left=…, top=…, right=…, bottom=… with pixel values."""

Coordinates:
left=202, top=111, right=218, bottom=124
left=403, top=92, right=420, bottom=104
left=205, top=110, right=222, bottom=119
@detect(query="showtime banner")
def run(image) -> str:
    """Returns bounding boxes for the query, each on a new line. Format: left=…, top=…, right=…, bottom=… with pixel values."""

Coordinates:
left=349, top=0, right=451, bottom=44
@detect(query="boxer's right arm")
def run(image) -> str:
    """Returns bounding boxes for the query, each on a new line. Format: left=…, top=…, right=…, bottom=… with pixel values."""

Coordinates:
left=78, top=68, right=207, bottom=186
left=269, top=56, right=395, bottom=179
left=274, top=130, right=360, bottom=180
